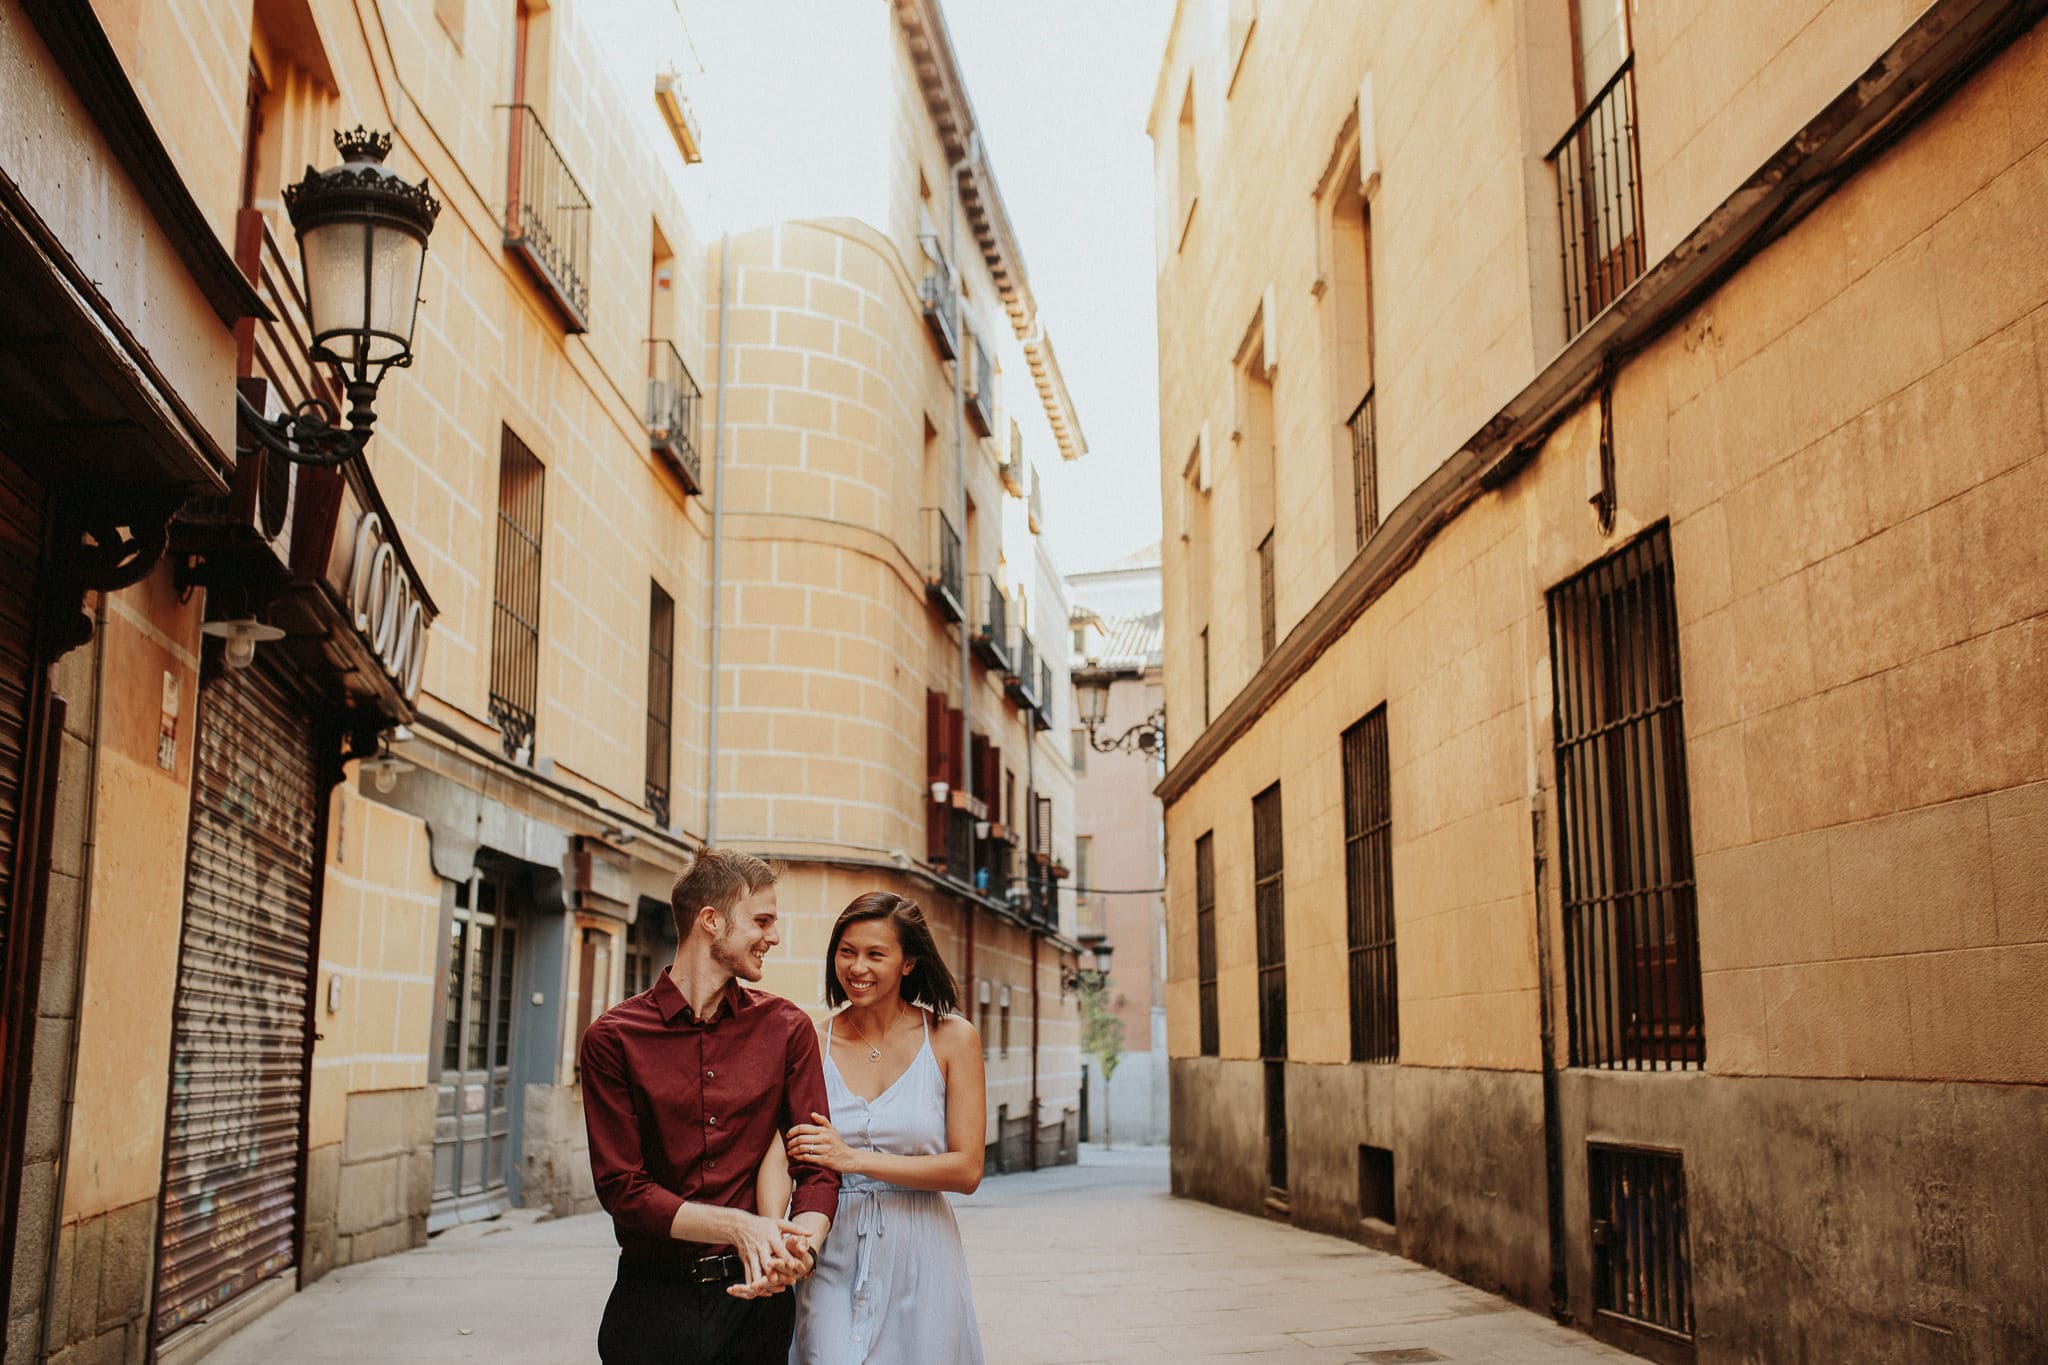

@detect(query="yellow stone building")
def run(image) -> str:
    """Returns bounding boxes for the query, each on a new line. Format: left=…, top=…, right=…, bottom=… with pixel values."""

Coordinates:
left=1151, top=0, right=2048, bottom=1358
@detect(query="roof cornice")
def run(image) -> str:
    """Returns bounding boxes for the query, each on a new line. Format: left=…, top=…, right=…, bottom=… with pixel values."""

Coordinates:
left=894, top=0, right=1087, bottom=460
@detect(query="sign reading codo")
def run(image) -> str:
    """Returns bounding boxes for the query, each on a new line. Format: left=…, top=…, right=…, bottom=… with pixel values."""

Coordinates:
left=346, top=511, right=429, bottom=703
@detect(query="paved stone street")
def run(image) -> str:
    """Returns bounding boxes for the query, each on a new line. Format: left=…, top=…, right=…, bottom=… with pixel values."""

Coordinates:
left=204, top=1147, right=1639, bottom=1363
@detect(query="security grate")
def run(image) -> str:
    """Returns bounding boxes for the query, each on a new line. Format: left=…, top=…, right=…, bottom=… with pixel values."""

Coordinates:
left=645, top=583, right=673, bottom=826
left=1342, top=707, right=1398, bottom=1063
left=1252, top=782, right=1286, bottom=1061
left=1195, top=831, right=1218, bottom=1056
left=490, top=428, right=545, bottom=761
left=1589, top=1144, right=1694, bottom=1339
left=1547, top=526, right=1702, bottom=1069
left=1349, top=390, right=1379, bottom=550
left=1256, top=530, right=1277, bottom=658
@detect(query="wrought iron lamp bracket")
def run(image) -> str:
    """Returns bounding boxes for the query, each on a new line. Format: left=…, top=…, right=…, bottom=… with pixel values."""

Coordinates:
left=237, top=387, right=372, bottom=468
left=1082, top=705, right=1167, bottom=756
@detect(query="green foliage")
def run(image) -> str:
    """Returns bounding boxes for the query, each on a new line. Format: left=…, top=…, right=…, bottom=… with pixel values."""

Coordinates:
left=1079, top=975, right=1125, bottom=1084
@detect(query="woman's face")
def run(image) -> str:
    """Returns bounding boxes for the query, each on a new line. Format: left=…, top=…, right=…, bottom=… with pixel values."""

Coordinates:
left=835, top=917, right=913, bottom=1007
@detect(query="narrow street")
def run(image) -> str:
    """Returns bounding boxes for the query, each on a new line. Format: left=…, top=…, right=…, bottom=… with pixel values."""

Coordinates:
left=203, top=1148, right=1640, bottom=1364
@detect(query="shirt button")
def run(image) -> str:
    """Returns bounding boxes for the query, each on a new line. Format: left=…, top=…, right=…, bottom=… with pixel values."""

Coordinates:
left=705, top=1070, right=715, bottom=1079
left=707, top=1159, right=717, bottom=1169
left=708, top=1116, right=718, bottom=1125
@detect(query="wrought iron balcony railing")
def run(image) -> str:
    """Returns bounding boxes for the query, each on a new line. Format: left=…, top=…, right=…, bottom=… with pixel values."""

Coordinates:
left=505, top=103, right=592, bottom=332
left=1035, top=659, right=1054, bottom=732
left=1349, top=389, right=1378, bottom=550
left=923, top=507, right=964, bottom=622
left=918, top=233, right=958, bottom=360
left=647, top=339, right=703, bottom=495
left=965, top=324, right=994, bottom=437
left=1549, top=57, right=1645, bottom=340
left=1006, top=630, right=1039, bottom=709
left=972, top=576, right=1010, bottom=670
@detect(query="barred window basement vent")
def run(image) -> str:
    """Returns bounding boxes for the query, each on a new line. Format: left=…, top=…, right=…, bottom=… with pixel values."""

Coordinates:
left=1358, top=1144, right=1395, bottom=1226
left=1589, top=1143, right=1694, bottom=1340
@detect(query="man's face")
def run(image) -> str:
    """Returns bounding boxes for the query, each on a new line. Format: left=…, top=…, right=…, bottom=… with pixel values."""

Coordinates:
left=708, top=885, right=780, bottom=983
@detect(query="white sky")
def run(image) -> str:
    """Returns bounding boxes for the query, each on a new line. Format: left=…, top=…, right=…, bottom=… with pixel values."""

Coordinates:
left=940, top=0, right=1174, bottom=575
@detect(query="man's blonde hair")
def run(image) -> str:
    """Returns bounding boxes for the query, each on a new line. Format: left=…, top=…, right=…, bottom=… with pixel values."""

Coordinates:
left=670, top=847, right=779, bottom=936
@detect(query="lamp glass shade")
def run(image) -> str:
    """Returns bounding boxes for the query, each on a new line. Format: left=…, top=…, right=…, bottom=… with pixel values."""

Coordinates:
left=1093, top=942, right=1115, bottom=974
left=300, top=220, right=426, bottom=367
left=1077, top=676, right=1110, bottom=726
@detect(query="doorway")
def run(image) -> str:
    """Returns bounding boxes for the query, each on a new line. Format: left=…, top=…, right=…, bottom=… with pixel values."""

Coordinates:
left=431, top=867, right=524, bottom=1228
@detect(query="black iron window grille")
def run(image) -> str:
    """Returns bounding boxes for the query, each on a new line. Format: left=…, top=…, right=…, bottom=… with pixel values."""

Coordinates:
left=1349, top=389, right=1379, bottom=550
left=1549, top=56, right=1644, bottom=340
left=1257, top=529, right=1276, bottom=658
left=1342, top=707, right=1398, bottom=1063
left=490, top=427, right=545, bottom=762
left=1035, top=659, right=1054, bottom=732
left=1589, top=1144, right=1694, bottom=1340
left=923, top=507, right=964, bottom=621
left=504, top=104, right=591, bottom=331
left=1252, top=782, right=1286, bottom=1060
left=645, top=582, right=674, bottom=826
left=647, top=339, right=702, bottom=494
left=1547, top=525, right=1702, bottom=1070
left=1195, top=831, right=1218, bottom=1057
left=918, top=233, right=958, bottom=359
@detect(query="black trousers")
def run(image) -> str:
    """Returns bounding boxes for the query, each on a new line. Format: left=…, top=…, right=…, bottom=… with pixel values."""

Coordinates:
left=597, top=1258, right=797, bottom=1365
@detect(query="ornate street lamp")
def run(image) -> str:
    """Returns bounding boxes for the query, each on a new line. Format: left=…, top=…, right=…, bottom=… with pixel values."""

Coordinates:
left=1075, top=672, right=1165, bottom=756
left=1061, top=937, right=1114, bottom=999
left=241, top=126, right=442, bottom=466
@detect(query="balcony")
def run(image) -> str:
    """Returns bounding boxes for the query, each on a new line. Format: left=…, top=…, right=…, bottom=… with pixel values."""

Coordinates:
left=1000, top=418, right=1024, bottom=497
left=972, top=576, right=1010, bottom=670
left=918, top=233, right=958, bottom=360
left=1027, top=464, right=1044, bottom=534
left=923, top=507, right=964, bottom=622
left=964, top=324, right=993, bottom=437
left=1034, top=659, right=1054, bottom=732
left=648, top=340, right=702, bottom=494
left=1006, top=630, right=1039, bottom=709
left=1549, top=56, right=1644, bottom=340
left=505, top=103, right=592, bottom=332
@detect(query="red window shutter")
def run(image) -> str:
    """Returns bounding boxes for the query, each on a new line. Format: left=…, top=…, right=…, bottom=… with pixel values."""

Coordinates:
left=926, top=690, right=947, bottom=785
left=945, top=707, right=964, bottom=788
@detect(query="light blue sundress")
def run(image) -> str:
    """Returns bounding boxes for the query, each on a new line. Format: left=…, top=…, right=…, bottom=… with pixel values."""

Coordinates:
left=791, top=1010, right=984, bottom=1365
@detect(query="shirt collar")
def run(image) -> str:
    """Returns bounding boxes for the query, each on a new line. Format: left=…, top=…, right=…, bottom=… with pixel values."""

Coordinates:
left=652, top=967, right=758, bottom=1025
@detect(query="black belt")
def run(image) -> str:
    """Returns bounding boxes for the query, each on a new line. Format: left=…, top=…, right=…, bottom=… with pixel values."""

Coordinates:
left=617, top=1251, right=747, bottom=1287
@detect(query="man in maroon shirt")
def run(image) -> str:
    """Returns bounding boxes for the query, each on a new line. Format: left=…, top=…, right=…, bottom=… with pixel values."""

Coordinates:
left=580, top=848, right=838, bottom=1364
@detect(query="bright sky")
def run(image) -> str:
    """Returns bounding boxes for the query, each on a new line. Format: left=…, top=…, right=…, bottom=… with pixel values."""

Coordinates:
left=932, top=0, right=1174, bottom=575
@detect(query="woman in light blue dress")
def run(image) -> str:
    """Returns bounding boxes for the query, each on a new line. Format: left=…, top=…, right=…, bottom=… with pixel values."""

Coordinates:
left=772, top=891, right=987, bottom=1365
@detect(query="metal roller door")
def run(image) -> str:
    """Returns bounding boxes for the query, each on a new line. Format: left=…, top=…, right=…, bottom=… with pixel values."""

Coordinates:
left=154, top=660, right=319, bottom=1341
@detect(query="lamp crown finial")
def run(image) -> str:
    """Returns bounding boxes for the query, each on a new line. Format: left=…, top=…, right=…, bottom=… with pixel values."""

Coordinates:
left=335, top=125, right=394, bottom=163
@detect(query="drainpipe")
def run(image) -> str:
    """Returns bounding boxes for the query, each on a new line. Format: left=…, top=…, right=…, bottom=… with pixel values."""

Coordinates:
left=1023, top=676, right=1040, bottom=1168
left=42, top=595, right=110, bottom=1360
left=1029, top=931, right=1041, bottom=1171
left=704, top=233, right=732, bottom=845
left=948, top=135, right=978, bottom=834
left=1532, top=787, right=1570, bottom=1323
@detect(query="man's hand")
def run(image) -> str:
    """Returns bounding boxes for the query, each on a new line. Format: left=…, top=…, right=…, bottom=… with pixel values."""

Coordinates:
left=723, top=1212, right=807, bottom=1299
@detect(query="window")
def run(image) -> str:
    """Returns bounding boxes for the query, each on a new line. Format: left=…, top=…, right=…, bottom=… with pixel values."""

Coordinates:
left=490, top=427, right=545, bottom=761
left=1323, top=148, right=1377, bottom=549
left=1358, top=1144, right=1395, bottom=1225
left=1199, top=626, right=1211, bottom=726
left=1589, top=1144, right=1694, bottom=1339
left=1195, top=832, right=1218, bottom=1057
left=1548, top=526, right=1701, bottom=1069
left=1075, top=835, right=1095, bottom=935
left=1342, top=708, right=1397, bottom=1063
left=1175, top=79, right=1198, bottom=245
left=1252, top=783, right=1285, bottom=1060
left=645, top=583, right=674, bottom=825
left=999, top=986, right=1011, bottom=1056
left=1551, top=0, right=1642, bottom=337
left=1070, top=728, right=1087, bottom=773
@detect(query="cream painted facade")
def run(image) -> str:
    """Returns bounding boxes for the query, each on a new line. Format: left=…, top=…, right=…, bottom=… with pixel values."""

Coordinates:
left=1153, top=1, right=2048, bottom=1360
left=695, top=0, right=1089, bottom=1174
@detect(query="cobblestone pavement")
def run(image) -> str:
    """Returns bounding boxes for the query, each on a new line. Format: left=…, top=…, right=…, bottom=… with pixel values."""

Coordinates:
left=204, top=1146, right=1644, bottom=1363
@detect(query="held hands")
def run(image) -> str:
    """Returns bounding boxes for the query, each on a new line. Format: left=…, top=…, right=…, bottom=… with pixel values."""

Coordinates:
left=724, top=1212, right=817, bottom=1299
left=787, top=1113, right=862, bottom=1175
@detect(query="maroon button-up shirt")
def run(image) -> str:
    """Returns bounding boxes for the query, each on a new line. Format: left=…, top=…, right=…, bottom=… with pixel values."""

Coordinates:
left=579, top=969, right=838, bottom=1260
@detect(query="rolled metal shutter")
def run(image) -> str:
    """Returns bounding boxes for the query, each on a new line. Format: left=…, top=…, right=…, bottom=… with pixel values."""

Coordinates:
left=0, top=458, right=42, bottom=1008
left=154, top=661, right=318, bottom=1340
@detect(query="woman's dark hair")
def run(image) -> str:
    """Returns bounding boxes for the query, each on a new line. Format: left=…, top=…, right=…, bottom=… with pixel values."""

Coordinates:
left=824, top=892, right=961, bottom=1016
